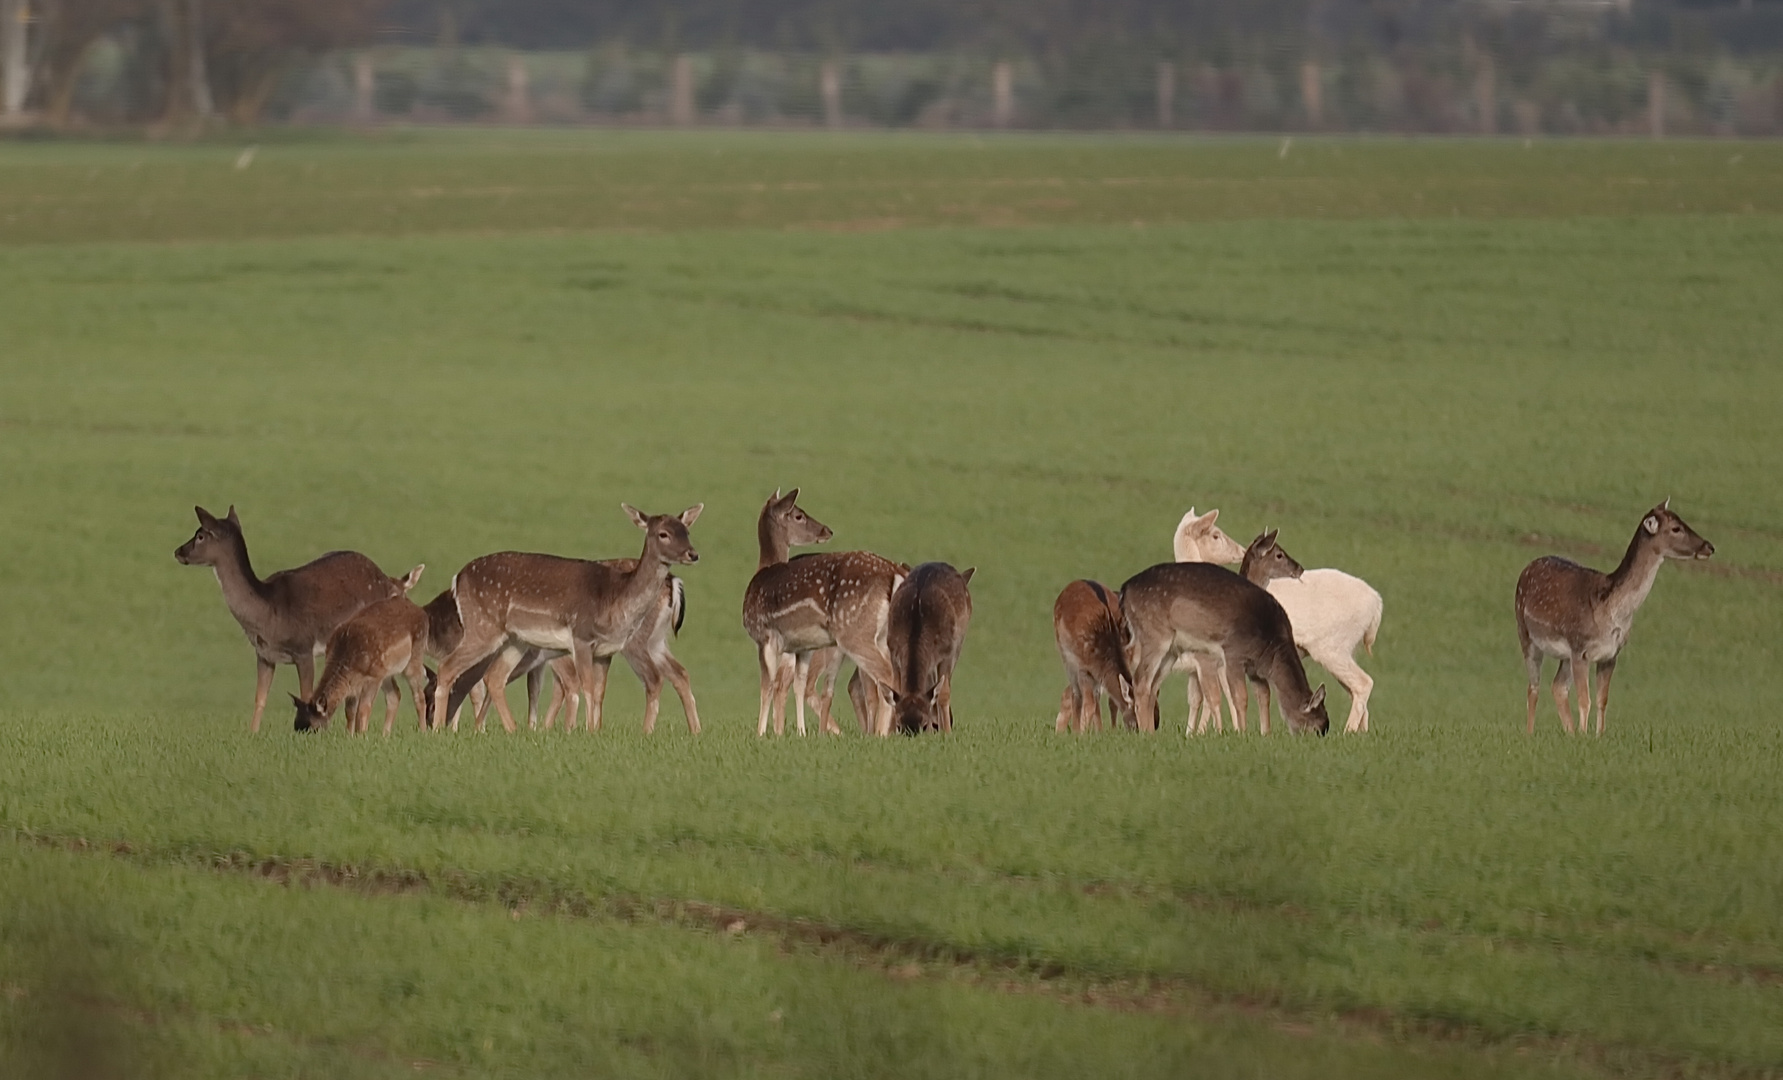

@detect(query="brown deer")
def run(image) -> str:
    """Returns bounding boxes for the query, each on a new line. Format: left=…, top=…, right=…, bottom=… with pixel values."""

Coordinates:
left=742, top=489, right=903, bottom=737
left=1053, top=579, right=1137, bottom=734
left=1515, top=499, right=1713, bottom=736
left=175, top=505, right=421, bottom=732
left=292, top=593, right=431, bottom=735
left=1224, top=530, right=1305, bottom=735
left=1121, top=562, right=1329, bottom=736
left=885, top=563, right=975, bottom=734
left=428, top=504, right=702, bottom=734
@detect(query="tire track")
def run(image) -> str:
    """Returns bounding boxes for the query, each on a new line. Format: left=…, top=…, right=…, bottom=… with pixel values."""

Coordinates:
left=12, top=830, right=1780, bottom=1080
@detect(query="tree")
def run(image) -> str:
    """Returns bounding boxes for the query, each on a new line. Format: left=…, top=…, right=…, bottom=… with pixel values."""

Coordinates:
left=203, top=0, right=383, bottom=124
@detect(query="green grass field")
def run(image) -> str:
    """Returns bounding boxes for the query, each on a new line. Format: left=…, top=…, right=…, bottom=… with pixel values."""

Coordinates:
left=2, top=129, right=1781, bottom=1078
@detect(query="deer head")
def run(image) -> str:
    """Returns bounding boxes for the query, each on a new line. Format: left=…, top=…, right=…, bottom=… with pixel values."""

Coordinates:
left=174, top=505, right=242, bottom=566
left=892, top=686, right=942, bottom=735
left=1174, top=507, right=1245, bottom=564
left=290, top=693, right=329, bottom=732
left=623, top=504, right=702, bottom=566
left=1286, top=684, right=1329, bottom=736
left=1641, top=499, right=1714, bottom=561
left=1241, top=529, right=1304, bottom=585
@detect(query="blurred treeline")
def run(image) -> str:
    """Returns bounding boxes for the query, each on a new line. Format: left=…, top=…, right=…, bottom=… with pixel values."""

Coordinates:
left=4, top=0, right=1782, bottom=133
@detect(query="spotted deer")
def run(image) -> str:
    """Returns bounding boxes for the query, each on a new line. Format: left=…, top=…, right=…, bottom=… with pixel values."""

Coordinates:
left=175, top=505, right=421, bottom=732
left=1053, top=579, right=1137, bottom=734
left=742, top=489, right=902, bottom=736
left=292, top=591, right=431, bottom=735
left=537, top=572, right=697, bottom=734
left=428, top=504, right=702, bottom=734
left=1121, top=561, right=1329, bottom=736
left=1515, top=499, right=1713, bottom=736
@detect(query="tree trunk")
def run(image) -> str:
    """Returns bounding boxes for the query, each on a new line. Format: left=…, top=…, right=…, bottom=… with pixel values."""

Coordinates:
left=186, top=0, right=212, bottom=119
left=2, top=0, right=28, bottom=117
left=229, top=58, right=282, bottom=127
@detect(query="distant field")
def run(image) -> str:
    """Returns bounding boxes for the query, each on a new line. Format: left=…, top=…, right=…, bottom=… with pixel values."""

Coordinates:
left=1, top=130, right=1780, bottom=1079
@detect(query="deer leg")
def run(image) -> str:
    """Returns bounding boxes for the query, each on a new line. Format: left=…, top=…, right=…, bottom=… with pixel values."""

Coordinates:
left=250, top=657, right=276, bottom=733
left=381, top=678, right=400, bottom=735
left=1184, top=660, right=1203, bottom=736
left=1131, top=645, right=1172, bottom=736
left=1079, top=673, right=1101, bottom=733
left=541, top=661, right=568, bottom=731
left=793, top=652, right=812, bottom=736
left=525, top=664, right=544, bottom=731
left=1524, top=643, right=1545, bottom=736
left=1251, top=677, right=1272, bottom=736
left=755, top=641, right=781, bottom=737
left=809, top=648, right=843, bottom=735
left=1549, top=658, right=1574, bottom=735
left=1569, top=652, right=1590, bottom=737
left=937, top=669, right=954, bottom=733
left=585, top=657, right=612, bottom=733
left=481, top=649, right=524, bottom=734
left=433, top=631, right=505, bottom=737
left=1319, top=650, right=1374, bottom=735
left=1057, top=683, right=1075, bottom=733
left=658, top=654, right=700, bottom=735
left=834, top=627, right=899, bottom=737
left=1593, top=658, right=1616, bottom=737
left=770, top=652, right=794, bottom=736
left=1227, top=666, right=1248, bottom=734
left=634, top=655, right=665, bottom=736
left=1192, top=658, right=1225, bottom=734
left=401, top=656, right=428, bottom=735
left=847, top=667, right=871, bottom=734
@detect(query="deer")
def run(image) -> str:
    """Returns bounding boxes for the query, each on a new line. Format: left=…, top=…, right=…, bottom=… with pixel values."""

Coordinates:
left=1170, top=507, right=1248, bottom=733
left=742, top=488, right=903, bottom=737
left=1218, top=530, right=1306, bottom=735
left=292, top=591, right=431, bottom=735
left=1516, top=498, right=1713, bottom=737
left=1053, top=579, right=1138, bottom=734
left=428, top=504, right=703, bottom=735
left=1120, top=561, right=1329, bottom=737
left=175, top=505, right=422, bottom=732
left=884, top=563, right=975, bottom=734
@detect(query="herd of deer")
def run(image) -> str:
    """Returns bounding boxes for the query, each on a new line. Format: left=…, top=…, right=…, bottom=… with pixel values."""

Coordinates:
left=173, top=490, right=1713, bottom=740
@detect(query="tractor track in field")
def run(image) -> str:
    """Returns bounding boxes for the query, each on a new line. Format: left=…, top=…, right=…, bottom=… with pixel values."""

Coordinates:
left=14, top=830, right=1782, bottom=1080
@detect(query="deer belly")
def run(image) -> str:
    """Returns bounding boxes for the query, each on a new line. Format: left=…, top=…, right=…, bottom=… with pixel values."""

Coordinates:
left=505, top=612, right=576, bottom=653
left=779, top=623, right=838, bottom=653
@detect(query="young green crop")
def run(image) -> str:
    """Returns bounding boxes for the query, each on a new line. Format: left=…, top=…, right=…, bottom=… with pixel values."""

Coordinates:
left=1, top=132, right=1779, bottom=1078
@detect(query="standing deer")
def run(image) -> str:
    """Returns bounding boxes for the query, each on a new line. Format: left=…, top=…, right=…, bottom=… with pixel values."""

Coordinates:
left=292, top=592, right=431, bottom=735
left=1053, top=579, right=1138, bottom=734
left=175, top=505, right=421, bottom=732
left=743, top=489, right=903, bottom=737
left=537, top=572, right=698, bottom=734
left=428, top=504, right=703, bottom=734
left=1516, top=499, right=1713, bottom=736
left=1121, top=561, right=1329, bottom=736
left=885, top=563, right=975, bottom=734
left=1171, top=507, right=1248, bottom=733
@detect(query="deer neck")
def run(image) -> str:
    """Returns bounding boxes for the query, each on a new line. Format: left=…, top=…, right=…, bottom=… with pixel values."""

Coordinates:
left=616, top=538, right=674, bottom=628
left=211, top=534, right=274, bottom=627
left=1605, top=529, right=1665, bottom=622
left=757, top=510, right=790, bottom=571
left=1257, top=641, right=1315, bottom=713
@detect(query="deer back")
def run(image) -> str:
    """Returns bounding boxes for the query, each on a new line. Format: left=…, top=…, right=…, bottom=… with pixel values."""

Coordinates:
left=744, top=550, right=901, bottom=648
left=888, top=563, right=974, bottom=721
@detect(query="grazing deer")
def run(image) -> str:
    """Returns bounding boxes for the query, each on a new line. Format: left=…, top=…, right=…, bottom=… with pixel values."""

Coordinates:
left=1516, top=499, right=1713, bottom=736
left=1225, top=530, right=1305, bottom=735
left=175, top=505, right=420, bottom=732
left=1121, top=562, right=1329, bottom=737
left=743, top=489, right=903, bottom=737
left=1171, top=507, right=1249, bottom=733
left=292, top=592, right=431, bottom=735
left=885, top=563, right=975, bottom=734
left=1053, top=579, right=1138, bottom=734
left=428, top=504, right=703, bottom=734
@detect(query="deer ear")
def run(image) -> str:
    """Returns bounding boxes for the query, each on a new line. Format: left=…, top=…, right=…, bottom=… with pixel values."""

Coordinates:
left=194, top=505, right=216, bottom=525
left=225, top=505, right=239, bottom=526
left=1118, top=673, right=1133, bottom=700
left=960, top=567, right=975, bottom=585
left=679, top=503, right=704, bottom=527
left=1309, top=684, right=1327, bottom=709
left=1264, top=528, right=1278, bottom=545
left=783, top=487, right=798, bottom=504
left=1643, top=514, right=1660, bottom=536
left=622, top=503, right=649, bottom=529
left=1662, top=496, right=1671, bottom=510
left=1199, top=508, right=1219, bottom=527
